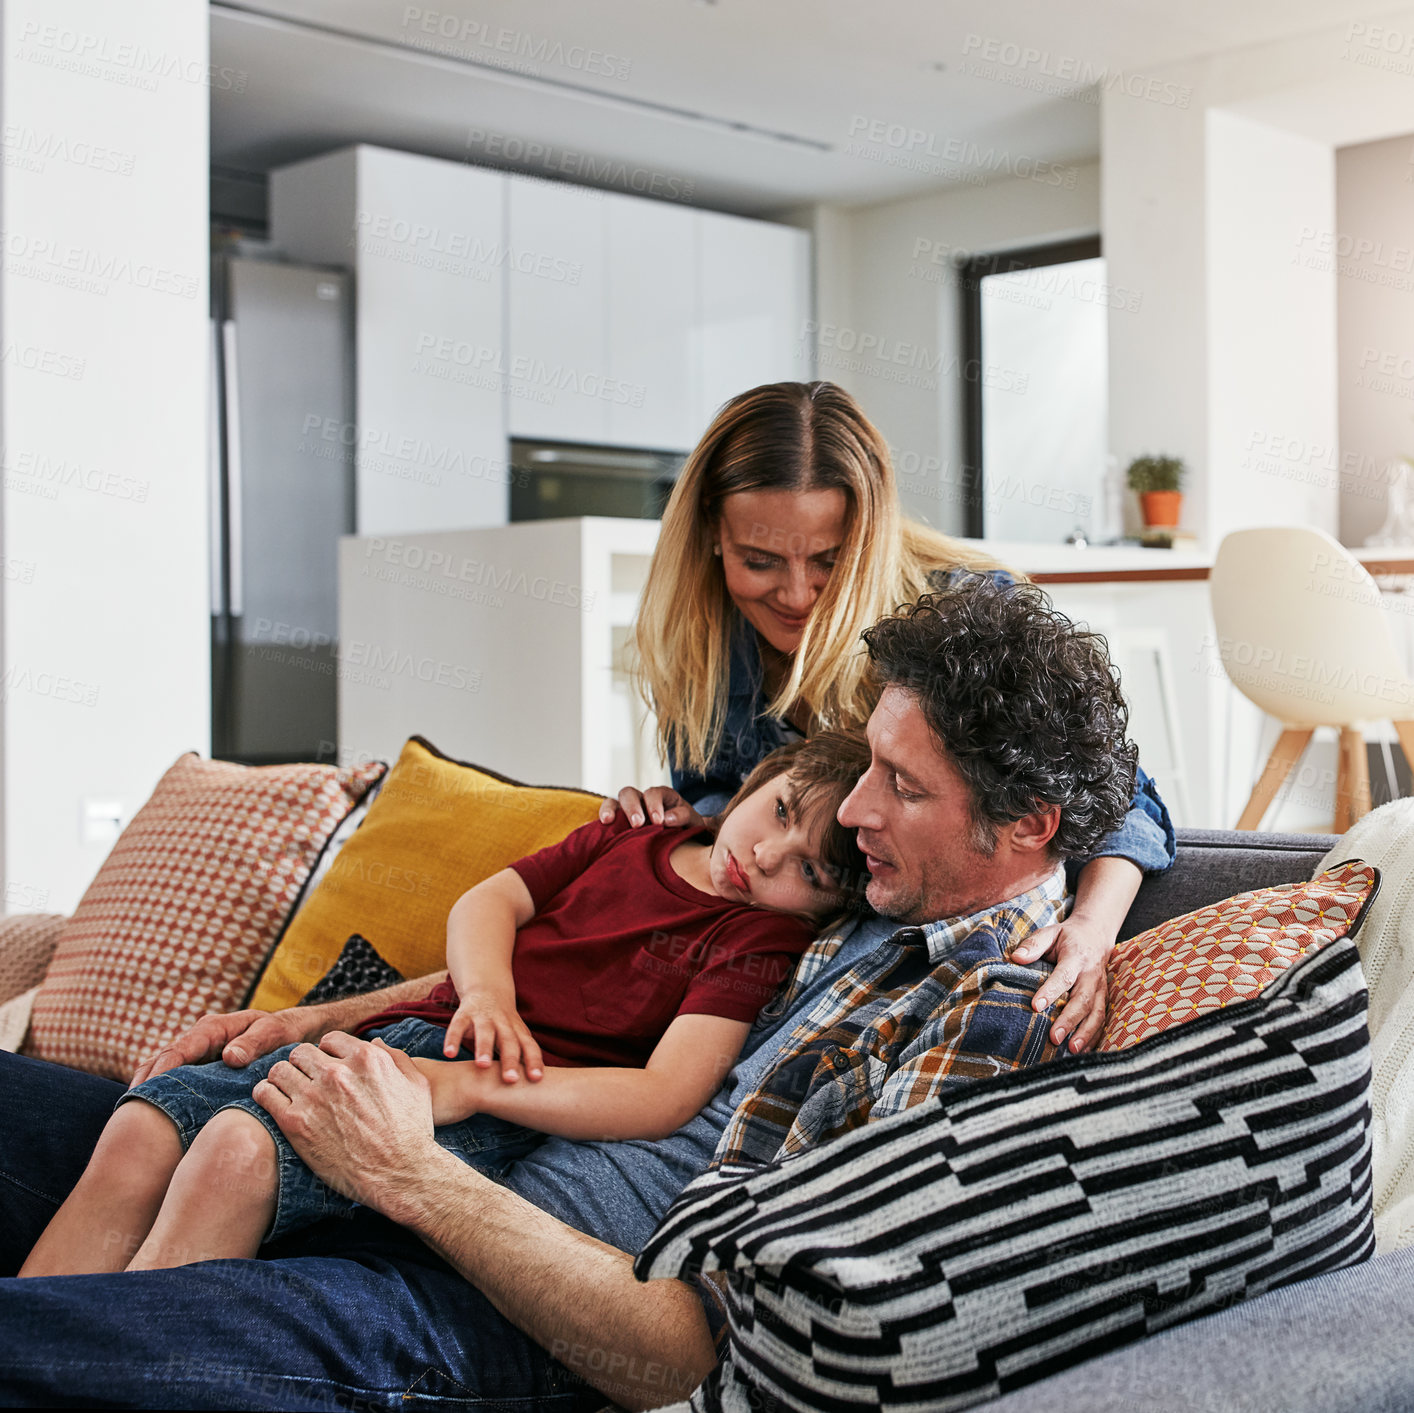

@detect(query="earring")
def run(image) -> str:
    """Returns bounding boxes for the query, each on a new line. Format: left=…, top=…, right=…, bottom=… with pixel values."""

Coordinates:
left=712, top=545, right=723, bottom=556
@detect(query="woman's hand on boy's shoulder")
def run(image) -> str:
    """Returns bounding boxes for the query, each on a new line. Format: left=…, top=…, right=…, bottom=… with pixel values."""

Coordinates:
left=599, top=784, right=707, bottom=832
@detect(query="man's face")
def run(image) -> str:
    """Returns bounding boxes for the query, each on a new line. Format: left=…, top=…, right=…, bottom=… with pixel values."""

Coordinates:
left=837, top=686, right=1042, bottom=924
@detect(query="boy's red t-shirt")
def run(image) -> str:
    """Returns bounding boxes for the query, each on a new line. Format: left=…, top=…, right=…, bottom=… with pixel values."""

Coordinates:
left=356, top=816, right=815, bottom=1067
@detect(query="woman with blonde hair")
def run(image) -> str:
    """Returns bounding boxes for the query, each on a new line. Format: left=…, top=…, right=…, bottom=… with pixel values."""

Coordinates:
left=601, top=381, right=1174, bottom=1052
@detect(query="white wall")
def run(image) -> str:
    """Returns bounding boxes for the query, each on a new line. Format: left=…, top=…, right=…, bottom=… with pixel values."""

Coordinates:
left=1206, top=110, right=1338, bottom=546
left=817, top=163, right=1101, bottom=533
left=1103, top=15, right=1414, bottom=553
left=1336, top=133, right=1414, bottom=546
left=1101, top=72, right=1210, bottom=540
left=0, top=0, right=211, bottom=912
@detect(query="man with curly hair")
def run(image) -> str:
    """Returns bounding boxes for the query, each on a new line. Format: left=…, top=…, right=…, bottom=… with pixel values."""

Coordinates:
left=0, top=578, right=1150, bottom=1411
left=709, top=576, right=1139, bottom=1171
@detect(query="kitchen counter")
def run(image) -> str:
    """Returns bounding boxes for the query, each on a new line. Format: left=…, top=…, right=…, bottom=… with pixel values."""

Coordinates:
left=961, top=539, right=1414, bottom=584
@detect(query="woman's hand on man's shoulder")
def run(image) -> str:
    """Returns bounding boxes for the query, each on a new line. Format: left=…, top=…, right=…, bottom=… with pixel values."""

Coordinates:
left=599, top=785, right=708, bottom=832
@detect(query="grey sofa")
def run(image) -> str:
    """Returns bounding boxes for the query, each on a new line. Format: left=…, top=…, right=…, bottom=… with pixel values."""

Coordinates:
left=6, top=828, right=1412, bottom=1411
left=993, top=828, right=1414, bottom=1413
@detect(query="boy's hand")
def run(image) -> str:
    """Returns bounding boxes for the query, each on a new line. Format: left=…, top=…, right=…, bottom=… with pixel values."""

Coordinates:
left=443, top=988, right=543, bottom=1083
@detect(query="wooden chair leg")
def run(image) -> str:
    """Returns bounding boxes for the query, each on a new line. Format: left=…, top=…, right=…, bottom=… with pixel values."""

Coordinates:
left=1334, top=727, right=1370, bottom=832
left=1237, top=727, right=1314, bottom=830
left=1393, top=721, right=1414, bottom=795
left=1348, top=727, right=1372, bottom=823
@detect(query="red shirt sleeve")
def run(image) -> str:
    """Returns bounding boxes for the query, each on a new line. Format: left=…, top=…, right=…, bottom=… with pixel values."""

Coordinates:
left=675, top=911, right=816, bottom=1023
left=509, top=814, right=629, bottom=912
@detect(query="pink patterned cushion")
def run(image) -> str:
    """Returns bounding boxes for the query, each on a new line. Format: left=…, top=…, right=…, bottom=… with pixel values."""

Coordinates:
left=25, top=754, right=383, bottom=1079
left=1100, top=859, right=1377, bottom=1051
left=0, top=912, right=66, bottom=1005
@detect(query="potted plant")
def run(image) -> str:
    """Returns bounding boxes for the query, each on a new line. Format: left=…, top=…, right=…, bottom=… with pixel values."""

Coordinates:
left=1126, top=454, right=1186, bottom=528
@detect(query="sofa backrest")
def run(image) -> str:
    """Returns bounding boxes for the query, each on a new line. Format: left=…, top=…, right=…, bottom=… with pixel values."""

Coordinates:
left=1119, top=828, right=1337, bottom=942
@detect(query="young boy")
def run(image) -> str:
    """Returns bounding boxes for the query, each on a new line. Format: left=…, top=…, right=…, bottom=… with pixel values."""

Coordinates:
left=20, top=731, right=870, bottom=1275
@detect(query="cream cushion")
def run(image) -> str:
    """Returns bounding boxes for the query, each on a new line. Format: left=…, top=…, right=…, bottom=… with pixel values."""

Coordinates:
left=1318, top=798, right=1414, bottom=1253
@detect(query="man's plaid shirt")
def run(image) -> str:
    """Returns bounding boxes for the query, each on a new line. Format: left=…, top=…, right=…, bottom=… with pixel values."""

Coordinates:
left=712, top=866, right=1070, bottom=1170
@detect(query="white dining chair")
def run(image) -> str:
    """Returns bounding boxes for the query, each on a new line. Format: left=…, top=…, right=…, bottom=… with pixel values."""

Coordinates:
left=1209, top=526, right=1414, bottom=831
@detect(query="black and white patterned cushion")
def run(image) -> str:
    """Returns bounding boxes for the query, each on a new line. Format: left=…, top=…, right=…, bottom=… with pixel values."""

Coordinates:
left=299, top=933, right=404, bottom=1006
left=636, top=938, right=1375, bottom=1412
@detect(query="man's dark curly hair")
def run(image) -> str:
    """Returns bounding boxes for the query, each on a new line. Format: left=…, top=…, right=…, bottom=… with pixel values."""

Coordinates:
left=860, top=576, right=1138, bottom=859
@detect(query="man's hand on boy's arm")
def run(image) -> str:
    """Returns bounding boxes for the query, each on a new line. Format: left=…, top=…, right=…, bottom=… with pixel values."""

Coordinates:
left=443, top=1012, right=750, bottom=1141
left=256, top=1033, right=716, bottom=1411
left=128, top=972, right=449, bottom=1085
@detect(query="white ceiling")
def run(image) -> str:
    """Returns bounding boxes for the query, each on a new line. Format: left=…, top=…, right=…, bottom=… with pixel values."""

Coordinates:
left=211, top=0, right=1413, bottom=214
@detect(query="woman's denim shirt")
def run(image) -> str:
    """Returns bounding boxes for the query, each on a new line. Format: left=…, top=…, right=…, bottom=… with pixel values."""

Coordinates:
left=670, top=599, right=1176, bottom=876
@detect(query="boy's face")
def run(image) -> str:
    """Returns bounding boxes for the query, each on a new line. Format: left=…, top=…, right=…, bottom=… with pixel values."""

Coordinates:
left=710, top=771, right=840, bottom=921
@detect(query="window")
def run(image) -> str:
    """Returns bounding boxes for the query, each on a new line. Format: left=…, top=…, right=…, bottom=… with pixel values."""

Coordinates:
left=961, top=238, right=1107, bottom=543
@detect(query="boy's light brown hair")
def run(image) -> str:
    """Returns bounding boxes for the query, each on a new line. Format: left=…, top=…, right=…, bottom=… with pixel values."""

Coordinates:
left=718, top=729, right=873, bottom=914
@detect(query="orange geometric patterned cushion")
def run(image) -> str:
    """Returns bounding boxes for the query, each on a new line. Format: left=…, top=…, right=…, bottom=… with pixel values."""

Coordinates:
left=25, top=753, right=384, bottom=1080
left=1099, top=860, right=1378, bottom=1052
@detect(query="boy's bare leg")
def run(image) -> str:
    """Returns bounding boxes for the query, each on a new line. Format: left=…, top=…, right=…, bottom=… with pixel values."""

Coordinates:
left=127, top=1109, right=278, bottom=1270
left=18, top=1101, right=184, bottom=1276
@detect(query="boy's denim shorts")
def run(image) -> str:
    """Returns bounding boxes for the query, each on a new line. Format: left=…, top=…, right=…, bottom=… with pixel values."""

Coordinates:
left=118, top=1018, right=543, bottom=1242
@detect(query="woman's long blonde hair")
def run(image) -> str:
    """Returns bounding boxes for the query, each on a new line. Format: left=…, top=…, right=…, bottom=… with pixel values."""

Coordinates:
left=634, top=381, right=1010, bottom=777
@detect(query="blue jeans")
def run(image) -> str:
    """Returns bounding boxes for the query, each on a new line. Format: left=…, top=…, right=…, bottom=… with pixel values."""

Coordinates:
left=123, top=1020, right=542, bottom=1241
left=0, top=1050, right=601, bottom=1410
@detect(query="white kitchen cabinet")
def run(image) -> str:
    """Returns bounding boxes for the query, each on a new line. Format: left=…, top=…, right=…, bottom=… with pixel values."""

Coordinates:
left=606, top=193, right=698, bottom=450
left=507, top=177, right=812, bottom=451
left=696, top=210, right=813, bottom=429
left=271, top=146, right=509, bottom=536
left=506, top=181, right=611, bottom=443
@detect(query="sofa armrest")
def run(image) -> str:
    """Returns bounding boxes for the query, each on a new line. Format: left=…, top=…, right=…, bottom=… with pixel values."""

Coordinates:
left=0, top=913, right=67, bottom=1006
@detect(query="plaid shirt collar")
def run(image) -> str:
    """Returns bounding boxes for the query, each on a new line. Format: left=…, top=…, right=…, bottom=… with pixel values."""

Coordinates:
left=776, top=864, right=1068, bottom=1010
left=908, top=864, right=1069, bottom=964
left=716, top=864, right=1070, bottom=1171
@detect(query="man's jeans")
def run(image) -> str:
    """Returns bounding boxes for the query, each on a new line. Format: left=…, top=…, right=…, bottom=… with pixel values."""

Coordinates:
left=0, top=1051, right=602, bottom=1410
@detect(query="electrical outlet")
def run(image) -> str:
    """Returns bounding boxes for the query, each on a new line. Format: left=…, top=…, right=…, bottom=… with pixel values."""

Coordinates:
left=81, top=798, right=125, bottom=845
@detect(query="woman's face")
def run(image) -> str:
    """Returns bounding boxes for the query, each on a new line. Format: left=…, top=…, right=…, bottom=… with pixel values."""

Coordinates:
left=715, top=488, right=848, bottom=656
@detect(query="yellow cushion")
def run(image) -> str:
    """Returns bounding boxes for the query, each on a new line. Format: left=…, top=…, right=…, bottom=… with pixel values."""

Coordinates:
left=248, top=737, right=604, bottom=1011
